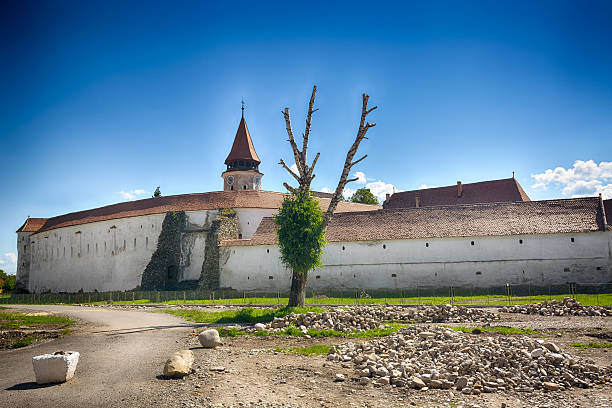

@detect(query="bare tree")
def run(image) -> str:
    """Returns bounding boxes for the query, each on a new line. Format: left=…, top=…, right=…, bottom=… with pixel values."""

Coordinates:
left=278, top=85, right=377, bottom=306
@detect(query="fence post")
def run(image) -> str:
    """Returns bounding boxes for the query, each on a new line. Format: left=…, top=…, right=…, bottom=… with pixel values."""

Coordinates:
left=505, top=283, right=511, bottom=305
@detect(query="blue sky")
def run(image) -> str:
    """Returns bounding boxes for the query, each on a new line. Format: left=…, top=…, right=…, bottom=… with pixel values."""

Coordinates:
left=1, top=0, right=611, bottom=273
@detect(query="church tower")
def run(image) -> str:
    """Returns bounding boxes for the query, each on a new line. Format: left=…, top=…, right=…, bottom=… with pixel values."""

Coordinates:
left=222, top=105, right=263, bottom=191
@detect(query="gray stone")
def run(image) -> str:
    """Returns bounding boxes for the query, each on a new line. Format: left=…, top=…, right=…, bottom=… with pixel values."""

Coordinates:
left=198, top=329, right=222, bottom=348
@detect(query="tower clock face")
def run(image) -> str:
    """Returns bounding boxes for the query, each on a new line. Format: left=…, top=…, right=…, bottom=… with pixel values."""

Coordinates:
left=227, top=176, right=234, bottom=185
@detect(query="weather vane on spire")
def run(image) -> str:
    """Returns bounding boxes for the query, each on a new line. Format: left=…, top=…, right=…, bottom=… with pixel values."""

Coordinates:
left=241, top=98, right=245, bottom=117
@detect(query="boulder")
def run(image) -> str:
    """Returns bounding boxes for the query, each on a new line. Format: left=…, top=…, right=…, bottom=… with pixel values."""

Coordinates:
left=254, top=323, right=266, bottom=331
left=32, top=351, right=80, bottom=384
left=163, top=350, right=194, bottom=378
left=198, top=329, right=222, bottom=348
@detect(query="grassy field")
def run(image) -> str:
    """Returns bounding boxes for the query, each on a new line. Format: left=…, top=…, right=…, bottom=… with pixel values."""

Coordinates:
left=0, top=311, right=74, bottom=329
left=0, top=310, right=75, bottom=349
left=160, top=306, right=326, bottom=324
left=3, top=292, right=611, bottom=306
left=571, top=342, right=612, bottom=350
left=217, top=322, right=411, bottom=338
left=102, top=293, right=612, bottom=306
left=273, top=345, right=332, bottom=356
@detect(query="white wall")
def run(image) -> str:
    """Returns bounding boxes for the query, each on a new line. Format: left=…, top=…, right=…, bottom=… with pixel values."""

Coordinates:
left=234, top=208, right=276, bottom=239
left=26, top=214, right=166, bottom=293
left=19, top=207, right=273, bottom=293
left=219, top=232, right=612, bottom=291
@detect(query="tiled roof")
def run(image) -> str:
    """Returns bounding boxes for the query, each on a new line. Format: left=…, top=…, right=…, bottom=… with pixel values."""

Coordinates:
left=224, top=116, right=261, bottom=164
left=221, top=197, right=604, bottom=246
left=25, top=191, right=380, bottom=234
left=16, top=218, right=48, bottom=233
left=383, top=178, right=530, bottom=209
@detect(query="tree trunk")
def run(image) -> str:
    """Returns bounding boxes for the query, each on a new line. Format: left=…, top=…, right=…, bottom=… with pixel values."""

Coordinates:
left=287, top=270, right=307, bottom=307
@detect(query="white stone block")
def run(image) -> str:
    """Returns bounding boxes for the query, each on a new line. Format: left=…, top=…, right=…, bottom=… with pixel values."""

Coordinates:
left=32, top=351, right=80, bottom=384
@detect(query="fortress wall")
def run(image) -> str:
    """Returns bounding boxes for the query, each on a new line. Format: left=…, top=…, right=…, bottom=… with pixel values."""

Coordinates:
left=25, top=214, right=166, bottom=293
left=219, top=231, right=612, bottom=291
left=234, top=208, right=276, bottom=239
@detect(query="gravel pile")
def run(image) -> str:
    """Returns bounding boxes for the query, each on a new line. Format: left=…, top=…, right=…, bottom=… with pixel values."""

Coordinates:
left=499, top=298, right=611, bottom=317
left=327, top=326, right=610, bottom=393
left=264, top=305, right=499, bottom=333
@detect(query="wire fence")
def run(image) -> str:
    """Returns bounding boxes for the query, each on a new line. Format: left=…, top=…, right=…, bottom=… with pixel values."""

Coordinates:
left=1, top=282, right=610, bottom=306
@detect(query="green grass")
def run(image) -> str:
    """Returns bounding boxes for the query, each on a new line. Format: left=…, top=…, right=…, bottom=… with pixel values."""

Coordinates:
left=4, top=292, right=611, bottom=307
left=571, top=342, right=612, bottom=350
left=0, top=311, right=74, bottom=329
left=10, top=336, right=43, bottom=349
left=160, top=306, right=326, bottom=324
left=218, top=322, right=410, bottom=338
left=273, top=344, right=331, bottom=356
left=445, top=326, right=539, bottom=335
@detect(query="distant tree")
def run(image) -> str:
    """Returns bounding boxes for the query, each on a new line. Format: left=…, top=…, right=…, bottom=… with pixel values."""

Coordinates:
left=153, top=186, right=161, bottom=198
left=350, top=188, right=379, bottom=205
left=0, top=269, right=15, bottom=291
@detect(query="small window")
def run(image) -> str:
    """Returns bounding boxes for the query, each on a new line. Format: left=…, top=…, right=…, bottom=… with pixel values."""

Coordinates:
left=268, top=276, right=273, bottom=280
left=475, top=271, right=482, bottom=275
left=391, top=273, right=397, bottom=278
left=146, top=237, right=149, bottom=248
left=266, top=249, right=270, bottom=253
left=152, top=224, right=154, bottom=229
left=316, top=275, right=321, bottom=279
left=564, top=267, right=570, bottom=272
left=471, top=241, right=475, bottom=246
left=87, top=244, right=90, bottom=253
left=140, top=225, right=142, bottom=229
left=570, top=237, right=575, bottom=243
left=342, top=246, right=345, bottom=250
left=425, top=243, right=429, bottom=247
left=519, top=239, right=523, bottom=244
left=596, top=266, right=602, bottom=271
left=383, top=244, right=386, bottom=249
left=123, top=240, right=126, bottom=249
left=247, top=276, right=250, bottom=280
left=242, top=185, right=247, bottom=190
left=230, top=186, right=234, bottom=190
left=353, top=274, right=356, bottom=278
left=134, top=238, right=136, bottom=248
left=238, top=233, right=243, bottom=239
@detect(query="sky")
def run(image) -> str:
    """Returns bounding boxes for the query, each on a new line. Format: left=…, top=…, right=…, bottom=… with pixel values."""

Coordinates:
left=1, top=0, right=611, bottom=274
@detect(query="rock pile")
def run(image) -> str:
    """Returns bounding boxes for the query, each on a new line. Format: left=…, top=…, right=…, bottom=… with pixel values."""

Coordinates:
left=499, top=298, right=611, bottom=317
left=327, top=326, right=610, bottom=393
left=264, top=305, right=499, bottom=333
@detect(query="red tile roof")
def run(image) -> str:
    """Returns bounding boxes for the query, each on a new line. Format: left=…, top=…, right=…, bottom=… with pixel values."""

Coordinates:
left=221, top=197, right=603, bottom=246
left=383, top=178, right=530, bottom=209
left=16, top=218, right=48, bottom=233
left=224, top=116, right=261, bottom=165
left=24, top=191, right=380, bottom=234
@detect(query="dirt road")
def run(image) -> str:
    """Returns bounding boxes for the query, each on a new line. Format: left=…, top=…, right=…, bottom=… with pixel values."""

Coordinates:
left=0, top=305, right=195, bottom=408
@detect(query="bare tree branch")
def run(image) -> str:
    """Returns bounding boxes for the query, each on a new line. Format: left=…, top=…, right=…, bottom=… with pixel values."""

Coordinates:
left=308, top=152, right=321, bottom=178
left=279, top=159, right=300, bottom=182
left=322, top=94, right=377, bottom=228
left=350, top=154, right=368, bottom=168
left=302, top=85, right=317, bottom=164
left=283, top=182, right=298, bottom=194
left=283, top=108, right=305, bottom=178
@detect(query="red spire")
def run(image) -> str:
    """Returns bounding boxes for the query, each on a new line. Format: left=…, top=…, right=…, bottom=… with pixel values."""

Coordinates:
left=224, top=116, right=261, bottom=165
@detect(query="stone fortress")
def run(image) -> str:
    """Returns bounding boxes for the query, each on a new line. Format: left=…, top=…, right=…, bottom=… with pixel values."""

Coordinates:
left=15, top=112, right=612, bottom=294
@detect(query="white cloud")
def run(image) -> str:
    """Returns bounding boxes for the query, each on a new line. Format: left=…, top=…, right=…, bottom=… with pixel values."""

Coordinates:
left=343, top=187, right=356, bottom=200
left=4, top=253, right=17, bottom=264
left=531, top=160, right=612, bottom=199
left=118, top=189, right=149, bottom=200
left=419, top=184, right=435, bottom=189
left=353, top=171, right=367, bottom=184
left=1, top=253, right=17, bottom=269
left=290, top=164, right=299, bottom=174
left=320, top=187, right=333, bottom=193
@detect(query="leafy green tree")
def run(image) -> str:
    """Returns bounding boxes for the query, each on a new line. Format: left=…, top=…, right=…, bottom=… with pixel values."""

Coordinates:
left=0, top=269, right=15, bottom=291
left=350, top=188, right=379, bottom=205
left=153, top=186, right=161, bottom=198
left=275, top=192, right=326, bottom=306
left=278, top=85, right=377, bottom=306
